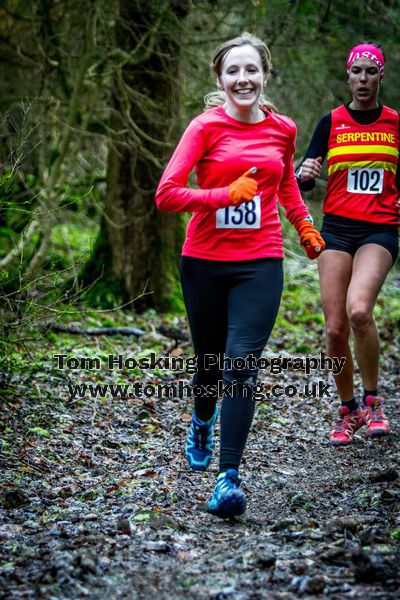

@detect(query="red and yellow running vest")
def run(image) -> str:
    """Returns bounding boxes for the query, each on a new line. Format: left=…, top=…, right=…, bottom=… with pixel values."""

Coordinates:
left=325, top=104, right=399, bottom=224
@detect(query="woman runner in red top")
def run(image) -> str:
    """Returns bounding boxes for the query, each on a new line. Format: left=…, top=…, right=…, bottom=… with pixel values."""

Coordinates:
left=297, top=42, right=399, bottom=446
left=156, top=32, right=324, bottom=518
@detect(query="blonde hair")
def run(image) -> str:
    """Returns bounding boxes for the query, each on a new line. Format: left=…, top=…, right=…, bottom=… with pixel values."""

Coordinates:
left=204, top=32, right=278, bottom=114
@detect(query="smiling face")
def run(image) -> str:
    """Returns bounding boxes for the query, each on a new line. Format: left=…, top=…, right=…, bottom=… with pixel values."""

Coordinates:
left=218, top=44, right=266, bottom=121
left=348, top=58, right=380, bottom=110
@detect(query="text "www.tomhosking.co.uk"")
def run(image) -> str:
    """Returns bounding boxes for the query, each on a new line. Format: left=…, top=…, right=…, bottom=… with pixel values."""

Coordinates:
left=67, top=380, right=333, bottom=401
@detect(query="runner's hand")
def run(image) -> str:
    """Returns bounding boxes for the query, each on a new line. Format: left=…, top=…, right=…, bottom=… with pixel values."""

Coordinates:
left=298, top=157, right=322, bottom=181
left=228, top=168, right=258, bottom=205
left=295, top=219, right=325, bottom=259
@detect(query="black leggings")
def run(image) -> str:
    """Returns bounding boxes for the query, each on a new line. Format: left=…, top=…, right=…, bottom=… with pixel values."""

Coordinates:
left=180, top=256, right=283, bottom=471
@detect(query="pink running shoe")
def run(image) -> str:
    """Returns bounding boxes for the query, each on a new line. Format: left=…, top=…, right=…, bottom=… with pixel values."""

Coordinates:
left=362, top=396, right=390, bottom=438
left=329, top=406, right=364, bottom=446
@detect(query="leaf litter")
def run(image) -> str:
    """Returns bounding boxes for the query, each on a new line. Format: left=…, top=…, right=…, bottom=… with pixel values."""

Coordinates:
left=1, top=272, right=399, bottom=599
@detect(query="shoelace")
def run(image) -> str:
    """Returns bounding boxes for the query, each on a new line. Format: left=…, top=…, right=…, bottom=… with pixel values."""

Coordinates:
left=217, top=472, right=240, bottom=493
left=226, top=472, right=240, bottom=486
left=365, top=406, right=385, bottom=423
left=193, top=423, right=210, bottom=450
left=334, top=413, right=359, bottom=432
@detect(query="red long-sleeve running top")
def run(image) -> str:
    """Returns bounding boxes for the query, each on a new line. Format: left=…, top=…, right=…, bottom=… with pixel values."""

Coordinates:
left=156, top=106, right=309, bottom=260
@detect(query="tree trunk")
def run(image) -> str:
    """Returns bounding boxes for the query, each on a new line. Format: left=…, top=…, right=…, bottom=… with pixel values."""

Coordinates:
left=84, top=0, right=189, bottom=312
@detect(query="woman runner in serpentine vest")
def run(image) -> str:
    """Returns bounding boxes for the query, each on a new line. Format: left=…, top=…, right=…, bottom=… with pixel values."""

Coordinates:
left=297, top=42, right=399, bottom=447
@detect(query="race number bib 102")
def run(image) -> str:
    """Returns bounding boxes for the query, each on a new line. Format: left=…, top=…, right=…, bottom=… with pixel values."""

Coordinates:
left=216, top=195, right=261, bottom=229
left=347, top=168, right=384, bottom=194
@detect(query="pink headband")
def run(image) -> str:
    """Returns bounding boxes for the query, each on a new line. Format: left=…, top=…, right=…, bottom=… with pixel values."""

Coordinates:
left=347, top=44, right=384, bottom=79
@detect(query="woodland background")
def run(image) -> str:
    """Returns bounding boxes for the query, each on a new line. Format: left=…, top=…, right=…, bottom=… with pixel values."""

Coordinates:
left=1, top=0, right=399, bottom=320
left=0, top=1, right=399, bottom=598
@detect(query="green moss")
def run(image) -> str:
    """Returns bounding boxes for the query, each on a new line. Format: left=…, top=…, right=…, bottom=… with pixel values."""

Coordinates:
left=296, top=342, right=312, bottom=353
left=166, top=276, right=185, bottom=314
left=151, top=212, right=186, bottom=313
left=389, top=527, right=400, bottom=540
left=28, top=427, right=50, bottom=438
left=50, top=223, right=98, bottom=269
left=76, top=222, right=125, bottom=308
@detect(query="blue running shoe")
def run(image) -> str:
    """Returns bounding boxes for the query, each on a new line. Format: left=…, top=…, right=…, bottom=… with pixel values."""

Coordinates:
left=185, top=408, right=217, bottom=471
left=207, top=469, right=246, bottom=518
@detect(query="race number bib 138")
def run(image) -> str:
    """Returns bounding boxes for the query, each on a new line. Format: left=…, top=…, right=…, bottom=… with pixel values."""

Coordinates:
left=216, top=195, right=261, bottom=229
left=347, top=168, right=384, bottom=194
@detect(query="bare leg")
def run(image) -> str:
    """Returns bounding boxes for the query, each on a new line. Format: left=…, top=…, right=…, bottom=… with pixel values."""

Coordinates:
left=318, top=250, right=354, bottom=401
left=346, top=244, right=392, bottom=391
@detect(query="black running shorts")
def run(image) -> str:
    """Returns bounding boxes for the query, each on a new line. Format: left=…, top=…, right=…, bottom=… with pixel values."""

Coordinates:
left=321, top=213, right=399, bottom=265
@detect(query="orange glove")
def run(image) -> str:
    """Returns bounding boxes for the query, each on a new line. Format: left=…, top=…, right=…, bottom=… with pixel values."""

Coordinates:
left=295, top=219, right=325, bottom=259
left=228, top=168, right=258, bottom=205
